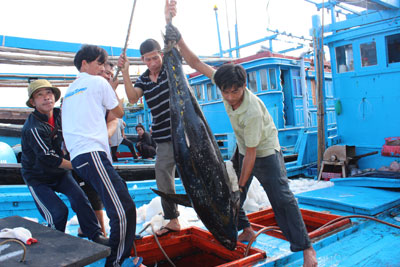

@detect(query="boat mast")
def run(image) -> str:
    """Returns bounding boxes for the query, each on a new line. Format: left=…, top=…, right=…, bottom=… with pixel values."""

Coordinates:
left=312, top=14, right=327, bottom=172
left=224, top=0, right=233, bottom=57
left=234, top=0, right=240, bottom=57
left=213, top=5, right=224, bottom=57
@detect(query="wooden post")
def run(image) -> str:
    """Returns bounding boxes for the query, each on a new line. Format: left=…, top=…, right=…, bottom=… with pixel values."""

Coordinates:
left=312, top=15, right=327, bottom=172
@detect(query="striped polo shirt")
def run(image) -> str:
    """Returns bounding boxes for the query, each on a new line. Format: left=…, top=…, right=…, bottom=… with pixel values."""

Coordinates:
left=134, top=66, right=171, bottom=143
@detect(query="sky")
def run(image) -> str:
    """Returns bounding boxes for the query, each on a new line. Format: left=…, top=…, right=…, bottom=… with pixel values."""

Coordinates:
left=0, top=0, right=334, bottom=107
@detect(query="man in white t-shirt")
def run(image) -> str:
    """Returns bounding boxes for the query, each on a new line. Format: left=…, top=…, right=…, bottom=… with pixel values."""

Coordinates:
left=62, top=45, right=137, bottom=267
left=109, top=118, right=138, bottom=162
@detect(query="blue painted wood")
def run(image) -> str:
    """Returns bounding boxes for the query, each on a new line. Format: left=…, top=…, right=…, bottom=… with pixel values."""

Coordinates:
left=296, top=185, right=400, bottom=215
left=0, top=35, right=141, bottom=57
left=0, top=73, right=76, bottom=81
left=0, top=179, right=185, bottom=223
left=331, top=177, right=400, bottom=188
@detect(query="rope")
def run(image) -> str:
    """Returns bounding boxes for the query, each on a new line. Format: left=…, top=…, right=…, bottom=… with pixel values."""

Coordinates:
left=314, top=214, right=400, bottom=232
left=244, top=226, right=281, bottom=257
left=0, top=238, right=27, bottom=262
left=138, top=223, right=176, bottom=267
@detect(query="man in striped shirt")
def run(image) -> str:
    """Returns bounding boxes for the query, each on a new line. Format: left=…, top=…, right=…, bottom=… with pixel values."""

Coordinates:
left=119, top=38, right=182, bottom=236
left=118, top=0, right=215, bottom=236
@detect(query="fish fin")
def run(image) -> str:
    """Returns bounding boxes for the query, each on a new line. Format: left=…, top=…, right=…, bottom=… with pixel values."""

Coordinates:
left=225, top=160, right=239, bottom=192
left=151, top=188, right=192, bottom=207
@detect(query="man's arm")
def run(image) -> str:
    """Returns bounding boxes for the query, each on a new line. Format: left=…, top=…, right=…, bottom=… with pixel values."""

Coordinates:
left=110, top=93, right=124, bottom=118
left=109, top=76, right=119, bottom=90
left=106, top=112, right=119, bottom=138
left=117, top=55, right=144, bottom=104
left=238, top=147, right=257, bottom=188
left=25, top=127, right=66, bottom=169
left=164, top=0, right=215, bottom=79
left=177, top=38, right=215, bottom=79
left=59, top=158, right=73, bottom=170
left=121, top=123, right=126, bottom=139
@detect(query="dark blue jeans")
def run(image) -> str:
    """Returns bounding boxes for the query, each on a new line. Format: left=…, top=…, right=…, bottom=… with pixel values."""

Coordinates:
left=26, top=171, right=102, bottom=239
left=238, top=150, right=311, bottom=252
left=72, top=151, right=136, bottom=267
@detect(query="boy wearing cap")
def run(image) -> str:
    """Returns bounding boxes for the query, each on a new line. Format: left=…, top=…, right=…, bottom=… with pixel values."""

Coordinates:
left=62, top=45, right=137, bottom=267
left=20, top=79, right=107, bottom=245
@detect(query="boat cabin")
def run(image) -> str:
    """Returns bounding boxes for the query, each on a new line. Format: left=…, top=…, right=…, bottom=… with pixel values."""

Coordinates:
left=313, top=0, right=400, bottom=170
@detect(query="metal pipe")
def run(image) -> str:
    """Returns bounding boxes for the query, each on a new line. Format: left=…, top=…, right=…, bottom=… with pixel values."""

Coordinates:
left=213, top=5, right=223, bottom=57
left=224, top=0, right=233, bottom=57
left=234, top=0, right=240, bottom=57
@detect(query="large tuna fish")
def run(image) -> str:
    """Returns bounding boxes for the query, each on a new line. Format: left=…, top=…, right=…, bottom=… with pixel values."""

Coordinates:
left=163, top=44, right=240, bottom=250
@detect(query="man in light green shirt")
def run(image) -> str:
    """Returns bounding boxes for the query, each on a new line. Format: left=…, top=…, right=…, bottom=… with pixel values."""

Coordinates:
left=224, top=86, right=280, bottom=158
left=214, top=64, right=317, bottom=267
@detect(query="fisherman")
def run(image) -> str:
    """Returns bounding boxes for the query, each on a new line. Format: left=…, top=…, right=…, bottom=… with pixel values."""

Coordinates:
left=59, top=104, right=108, bottom=237
left=213, top=64, right=318, bottom=266
left=135, top=123, right=156, bottom=159
left=20, top=79, right=107, bottom=246
left=110, top=118, right=138, bottom=162
left=73, top=60, right=120, bottom=238
left=161, top=9, right=318, bottom=267
left=117, top=0, right=183, bottom=237
left=61, top=45, right=138, bottom=266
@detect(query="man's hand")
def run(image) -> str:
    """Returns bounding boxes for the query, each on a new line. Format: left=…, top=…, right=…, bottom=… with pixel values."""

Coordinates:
left=165, top=23, right=181, bottom=43
left=165, top=0, right=177, bottom=23
left=109, top=75, right=119, bottom=90
left=118, top=54, right=130, bottom=75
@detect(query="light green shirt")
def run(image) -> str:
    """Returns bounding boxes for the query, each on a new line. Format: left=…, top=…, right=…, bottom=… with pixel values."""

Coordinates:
left=223, top=88, right=280, bottom=157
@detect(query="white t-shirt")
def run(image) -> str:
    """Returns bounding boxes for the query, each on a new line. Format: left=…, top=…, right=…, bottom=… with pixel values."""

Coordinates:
left=110, top=118, right=124, bottom=147
left=62, top=72, right=119, bottom=161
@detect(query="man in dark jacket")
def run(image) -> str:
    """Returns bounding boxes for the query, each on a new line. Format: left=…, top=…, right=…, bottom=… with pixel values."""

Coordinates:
left=21, top=79, right=107, bottom=245
left=135, top=124, right=156, bottom=159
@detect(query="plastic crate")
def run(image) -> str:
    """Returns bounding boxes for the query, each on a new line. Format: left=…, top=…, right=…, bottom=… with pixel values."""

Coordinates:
left=381, top=137, right=400, bottom=157
left=321, top=171, right=342, bottom=181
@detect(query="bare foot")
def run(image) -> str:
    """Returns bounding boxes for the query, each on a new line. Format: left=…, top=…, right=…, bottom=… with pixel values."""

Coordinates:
left=133, top=256, right=146, bottom=267
left=238, top=227, right=256, bottom=242
left=156, top=218, right=180, bottom=236
left=303, top=246, right=318, bottom=267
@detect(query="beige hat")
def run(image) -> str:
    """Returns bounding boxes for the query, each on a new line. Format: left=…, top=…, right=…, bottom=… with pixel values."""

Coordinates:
left=26, top=79, right=61, bottom=108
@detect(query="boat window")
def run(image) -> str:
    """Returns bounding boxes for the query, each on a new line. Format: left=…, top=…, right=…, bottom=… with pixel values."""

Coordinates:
left=360, top=41, right=377, bottom=67
left=386, top=33, right=400, bottom=64
left=216, top=86, right=222, bottom=100
left=325, top=80, right=334, bottom=98
left=206, top=83, right=216, bottom=101
left=292, top=69, right=300, bottom=76
left=192, top=84, right=204, bottom=101
left=335, top=44, right=354, bottom=73
left=260, top=69, right=268, bottom=90
left=269, top=68, right=277, bottom=89
left=248, top=71, right=257, bottom=92
left=291, top=69, right=302, bottom=96
left=293, top=77, right=302, bottom=96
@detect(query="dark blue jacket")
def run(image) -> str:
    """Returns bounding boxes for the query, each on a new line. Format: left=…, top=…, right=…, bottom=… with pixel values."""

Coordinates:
left=21, top=108, right=66, bottom=185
